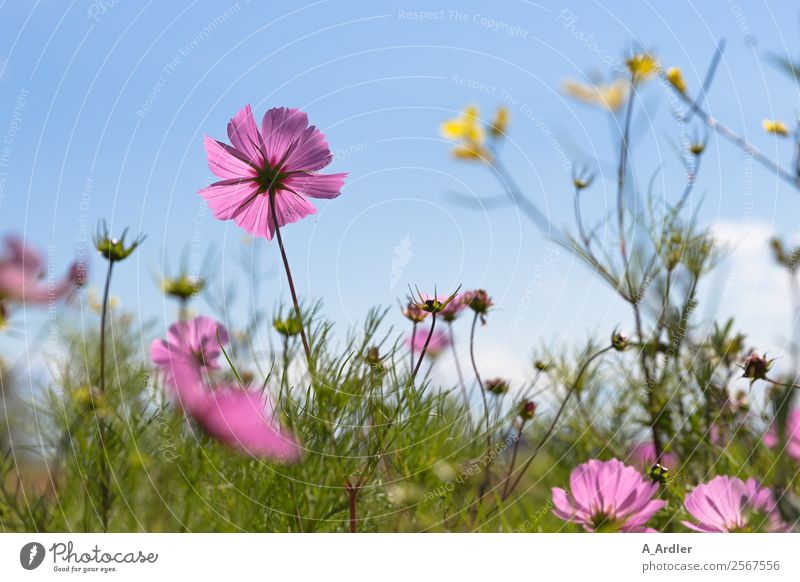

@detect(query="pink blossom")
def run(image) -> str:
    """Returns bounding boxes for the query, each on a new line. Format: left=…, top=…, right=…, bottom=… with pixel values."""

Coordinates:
left=682, top=476, right=789, bottom=532
left=764, top=410, right=800, bottom=462
left=151, top=316, right=301, bottom=461
left=405, top=327, right=450, bottom=358
left=0, top=235, right=83, bottom=305
left=552, top=458, right=665, bottom=532
left=629, top=442, right=679, bottom=473
left=200, top=105, right=347, bottom=240
left=440, top=292, right=467, bottom=322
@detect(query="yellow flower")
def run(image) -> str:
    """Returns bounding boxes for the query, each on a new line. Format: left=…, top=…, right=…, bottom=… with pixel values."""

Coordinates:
left=489, top=106, right=509, bottom=137
left=441, top=105, right=491, bottom=162
left=440, top=105, right=484, bottom=143
left=666, top=67, right=686, bottom=94
left=562, top=79, right=628, bottom=112
left=626, top=52, right=659, bottom=82
left=762, top=119, right=789, bottom=136
left=452, top=142, right=491, bottom=162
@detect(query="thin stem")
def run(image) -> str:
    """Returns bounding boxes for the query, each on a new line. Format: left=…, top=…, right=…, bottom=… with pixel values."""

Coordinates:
left=448, top=321, right=470, bottom=413
left=470, top=312, right=490, bottom=450
left=500, top=419, right=526, bottom=499
left=409, top=322, right=417, bottom=374
left=502, top=345, right=613, bottom=501
left=673, top=89, right=800, bottom=188
left=98, top=260, right=114, bottom=532
left=410, top=314, right=436, bottom=385
left=346, top=482, right=359, bottom=533
left=617, top=77, right=637, bottom=296
left=269, top=192, right=313, bottom=371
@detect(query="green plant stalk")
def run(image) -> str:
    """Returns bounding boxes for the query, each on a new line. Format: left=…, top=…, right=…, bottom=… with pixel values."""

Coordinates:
left=98, top=259, right=114, bottom=532
left=447, top=321, right=470, bottom=415
left=502, top=345, right=613, bottom=501
left=411, top=314, right=437, bottom=385
left=269, top=191, right=313, bottom=373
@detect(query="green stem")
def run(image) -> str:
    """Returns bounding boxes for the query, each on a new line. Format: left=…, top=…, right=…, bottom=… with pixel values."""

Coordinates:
left=502, top=345, right=613, bottom=501
left=448, top=321, right=470, bottom=415
left=411, top=314, right=436, bottom=385
left=98, top=260, right=114, bottom=532
left=269, top=192, right=313, bottom=372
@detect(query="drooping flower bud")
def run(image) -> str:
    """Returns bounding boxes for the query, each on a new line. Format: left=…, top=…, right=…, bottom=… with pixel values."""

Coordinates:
left=402, top=301, right=428, bottom=323
left=534, top=359, right=550, bottom=372
left=484, top=377, right=509, bottom=395
left=519, top=400, right=537, bottom=420
left=463, top=289, right=493, bottom=314
left=611, top=330, right=629, bottom=351
left=742, top=352, right=772, bottom=383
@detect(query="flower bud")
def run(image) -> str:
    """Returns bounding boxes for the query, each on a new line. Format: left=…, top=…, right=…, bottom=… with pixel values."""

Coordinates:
left=484, top=377, right=509, bottom=395
left=519, top=400, right=537, bottom=420
left=463, top=289, right=493, bottom=314
left=742, top=352, right=771, bottom=382
left=273, top=314, right=303, bottom=337
left=611, top=330, right=629, bottom=351
left=648, top=463, right=669, bottom=484
left=534, top=359, right=550, bottom=372
left=162, top=274, right=204, bottom=301
left=94, top=222, right=145, bottom=263
left=402, top=302, right=428, bottom=323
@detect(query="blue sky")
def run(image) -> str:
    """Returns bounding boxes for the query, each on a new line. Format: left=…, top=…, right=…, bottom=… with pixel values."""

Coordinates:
left=3, top=0, right=800, bottom=383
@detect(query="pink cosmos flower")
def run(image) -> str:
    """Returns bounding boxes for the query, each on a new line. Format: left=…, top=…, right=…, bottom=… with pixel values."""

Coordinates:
left=629, top=442, right=679, bottom=473
left=151, top=316, right=301, bottom=461
left=764, top=410, right=800, bottom=462
left=406, top=327, right=450, bottom=358
left=0, top=235, right=83, bottom=305
left=199, top=105, right=347, bottom=239
left=552, top=458, right=665, bottom=532
left=682, top=476, right=789, bottom=532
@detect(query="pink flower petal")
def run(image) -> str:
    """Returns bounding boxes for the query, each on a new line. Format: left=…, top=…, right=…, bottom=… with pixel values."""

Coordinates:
left=200, top=178, right=261, bottom=221
left=226, top=104, right=264, bottom=164
left=260, top=107, right=310, bottom=167
left=203, top=136, right=258, bottom=180
left=284, top=125, right=333, bottom=172
left=285, top=172, right=347, bottom=200
left=195, top=388, right=302, bottom=461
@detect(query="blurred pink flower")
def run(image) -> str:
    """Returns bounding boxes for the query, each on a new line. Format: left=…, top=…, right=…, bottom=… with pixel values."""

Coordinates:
left=440, top=292, right=467, bottom=322
left=763, top=409, right=800, bottom=461
left=151, top=316, right=301, bottom=461
left=0, top=235, right=83, bottom=305
left=151, top=315, right=229, bottom=370
left=552, top=458, right=665, bottom=532
left=199, top=105, right=347, bottom=240
left=629, top=442, right=679, bottom=472
left=683, top=476, right=789, bottom=532
left=405, top=327, right=450, bottom=358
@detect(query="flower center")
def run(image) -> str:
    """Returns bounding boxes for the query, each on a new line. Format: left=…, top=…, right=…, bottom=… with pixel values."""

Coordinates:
left=590, top=511, right=621, bottom=532
left=255, top=162, right=289, bottom=195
